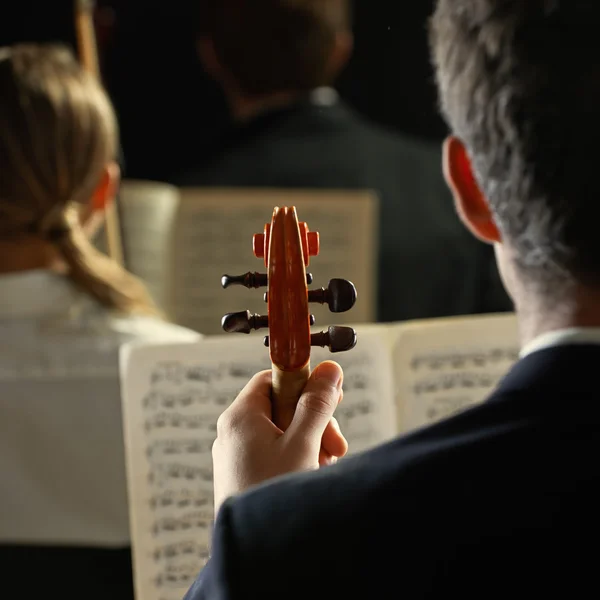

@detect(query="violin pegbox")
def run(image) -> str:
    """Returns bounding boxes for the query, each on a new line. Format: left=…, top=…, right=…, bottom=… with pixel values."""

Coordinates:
left=221, top=207, right=357, bottom=352
left=221, top=206, right=357, bottom=428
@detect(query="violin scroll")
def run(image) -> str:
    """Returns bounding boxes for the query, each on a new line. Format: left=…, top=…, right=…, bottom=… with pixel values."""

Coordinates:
left=221, top=206, right=358, bottom=431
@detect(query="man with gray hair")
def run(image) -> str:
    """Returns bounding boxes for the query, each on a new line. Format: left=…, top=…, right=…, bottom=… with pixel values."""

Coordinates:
left=185, top=2, right=598, bottom=598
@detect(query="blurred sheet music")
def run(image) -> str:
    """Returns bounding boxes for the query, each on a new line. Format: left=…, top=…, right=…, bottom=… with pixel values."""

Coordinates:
left=390, top=314, right=519, bottom=432
left=117, top=181, right=180, bottom=309
left=117, top=183, right=378, bottom=334
left=121, top=330, right=396, bottom=600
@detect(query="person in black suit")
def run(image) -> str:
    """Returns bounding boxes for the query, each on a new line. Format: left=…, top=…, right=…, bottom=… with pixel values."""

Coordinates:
left=184, top=1, right=600, bottom=598
left=174, top=0, right=511, bottom=322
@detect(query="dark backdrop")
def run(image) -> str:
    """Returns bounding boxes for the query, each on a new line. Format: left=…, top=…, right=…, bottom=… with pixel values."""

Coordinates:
left=0, top=1, right=447, bottom=181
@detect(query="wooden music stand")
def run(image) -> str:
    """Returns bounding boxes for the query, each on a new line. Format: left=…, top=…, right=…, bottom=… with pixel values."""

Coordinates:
left=74, top=0, right=125, bottom=266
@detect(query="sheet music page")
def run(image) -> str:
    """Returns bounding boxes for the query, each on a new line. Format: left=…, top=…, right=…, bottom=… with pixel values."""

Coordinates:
left=390, top=313, right=520, bottom=433
left=116, top=181, right=181, bottom=311
left=121, top=329, right=395, bottom=600
left=168, top=188, right=378, bottom=335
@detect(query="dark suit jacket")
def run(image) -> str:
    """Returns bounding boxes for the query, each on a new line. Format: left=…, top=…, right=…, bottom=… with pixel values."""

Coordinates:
left=186, top=343, right=600, bottom=599
left=172, top=98, right=512, bottom=322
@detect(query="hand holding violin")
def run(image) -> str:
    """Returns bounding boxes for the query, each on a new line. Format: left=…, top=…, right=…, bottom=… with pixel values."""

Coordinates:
left=212, top=361, right=346, bottom=515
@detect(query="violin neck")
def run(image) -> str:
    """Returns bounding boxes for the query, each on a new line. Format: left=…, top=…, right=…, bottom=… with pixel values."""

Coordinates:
left=271, top=363, right=311, bottom=431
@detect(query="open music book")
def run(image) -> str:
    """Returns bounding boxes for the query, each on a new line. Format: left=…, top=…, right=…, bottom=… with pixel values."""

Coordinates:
left=110, top=181, right=379, bottom=335
left=120, top=311, right=519, bottom=600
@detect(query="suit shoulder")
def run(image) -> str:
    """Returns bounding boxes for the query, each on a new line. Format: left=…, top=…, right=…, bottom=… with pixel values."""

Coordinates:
left=202, top=391, right=546, bottom=597
left=233, top=386, right=532, bottom=503
left=227, top=391, right=526, bottom=542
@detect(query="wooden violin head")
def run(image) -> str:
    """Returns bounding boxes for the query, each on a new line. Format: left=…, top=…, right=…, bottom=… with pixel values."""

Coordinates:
left=221, top=205, right=358, bottom=372
left=256, top=207, right=317, bottom=371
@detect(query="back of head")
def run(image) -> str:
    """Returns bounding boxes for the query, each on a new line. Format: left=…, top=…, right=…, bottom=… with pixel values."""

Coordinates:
left=200, top=0, right=351, bottom=96
left=429, top=0, right=600, bottom=290
left=0, top=44, right=157, bottom=315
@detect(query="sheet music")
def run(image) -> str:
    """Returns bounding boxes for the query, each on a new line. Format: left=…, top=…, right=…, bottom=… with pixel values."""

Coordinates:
left=391, top=314, right=520, bottom=432
left=121, top=330, right=395, bottom=600
left=116, top=181, right=181, bottom=311
left=168, top=188, right=378, bottom=334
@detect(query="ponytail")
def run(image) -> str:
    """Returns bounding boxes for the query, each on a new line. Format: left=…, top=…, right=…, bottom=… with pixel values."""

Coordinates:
left=0, top=44, right=160, bottom=317
left=49, top=206, right=160, bottom=316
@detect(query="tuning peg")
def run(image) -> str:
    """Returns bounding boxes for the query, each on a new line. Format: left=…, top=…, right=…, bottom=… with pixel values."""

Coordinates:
left=222, top=311, right=269, bottom=334
left=221, top=272, right=267, bottom=289
left=311, top=326, right=357, bottom=353
left=308, top=279, right=357, bottom=313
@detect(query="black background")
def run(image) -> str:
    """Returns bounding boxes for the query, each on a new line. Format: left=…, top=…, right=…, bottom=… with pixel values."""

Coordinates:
left=0, top=1, right=447, bottom=180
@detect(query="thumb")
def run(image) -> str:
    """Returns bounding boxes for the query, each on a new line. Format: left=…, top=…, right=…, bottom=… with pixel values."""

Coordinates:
left=285, top=361, right=343, bottom=450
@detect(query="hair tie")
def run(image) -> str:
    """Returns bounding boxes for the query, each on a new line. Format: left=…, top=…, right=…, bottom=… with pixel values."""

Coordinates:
left=36, top=206, right=72, bottom=243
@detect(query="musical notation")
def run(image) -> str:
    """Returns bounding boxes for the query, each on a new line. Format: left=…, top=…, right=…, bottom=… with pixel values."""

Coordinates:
left=149, top=490, right=211, bottom=511
left=123, top=330, right=397, bottom=600
left=164, top=191, right=377, bottom=335
left=149, top=463, right=213, bottom=487
left=154, top=563, right=201, bottom=589
left=425, top=396, right=480, bottom=423
left=316, top=344, right=397, bottom=454
left=153, top=541, right=210, bottom=563
left=411, top=348, right=519, bottom=372
left=413, top=371, right=498, bottom=395
left=149, top=362, right=265, bottom=388
left=337, top=399, right=372, bottom=421
left=146, top=439, right=213, bottom=460
left=144, top=412, right=217, bottom=433
left=400, top=345, right=518, bottom=430
left=342, top=371, right=369, bottom=391
left=152, top=511, right=213, bottom=537
left=144, top=391, right=208, bottom=410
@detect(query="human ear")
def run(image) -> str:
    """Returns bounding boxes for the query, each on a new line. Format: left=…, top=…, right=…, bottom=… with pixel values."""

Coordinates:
left=442, top=136, right=501, bottom=244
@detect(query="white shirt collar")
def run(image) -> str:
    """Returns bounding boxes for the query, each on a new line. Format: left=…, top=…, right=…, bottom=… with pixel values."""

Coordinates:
left=309, top=86, right=339, bottom=107
left=520, top=327, right=600, bottom=358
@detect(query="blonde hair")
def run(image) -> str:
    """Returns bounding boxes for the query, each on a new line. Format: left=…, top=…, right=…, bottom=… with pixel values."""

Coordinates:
left=0, top=43, right=158, bottom=315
